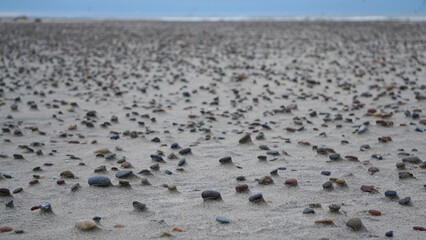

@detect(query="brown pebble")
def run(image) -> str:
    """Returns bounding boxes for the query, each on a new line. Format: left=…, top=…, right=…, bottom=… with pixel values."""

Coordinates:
left=57, top=179, right=65, bottom=185
left=360, top=185, right=375, bottom=192
left=12, top=188, right=23, bottom=194
left=315, top=219, right=334, bottom=224
left=284, top=179, right=298, bottom=186
left=29, top=179, right=39, bottom=185
left=60, top=170, right=75, bottom=178
left=0, top=226, right=13, bottom=232
left=235, top=184, right=249, bottom=192
left=368, top=209, right=381, bottom=216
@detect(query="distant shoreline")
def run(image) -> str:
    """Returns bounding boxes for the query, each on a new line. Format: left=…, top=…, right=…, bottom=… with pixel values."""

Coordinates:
left=2, top=15, right=426, bottom=22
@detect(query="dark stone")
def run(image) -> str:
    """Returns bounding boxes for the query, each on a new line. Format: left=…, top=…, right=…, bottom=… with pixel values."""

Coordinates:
left=329, top=153, right=341, bottom=160
left=385, top=190, right=398, bottom=198
left=179, top=148, right=191, bottom=155
left=249, top=193, right=264, bottom=203
left=398, top=197, right=411, bottom=205
left=322, top=181, right=333, bottom=189
left=303, top=208, right=315, bottom=214
left=115, top=170, right=133, bottom=179
left=201, top=190, right=222, bottom=200
left=88, top=176, right=111, bottom=187
left=219, top=156, right=232, bottom=164
left=133, top=201, right=147, bottom=211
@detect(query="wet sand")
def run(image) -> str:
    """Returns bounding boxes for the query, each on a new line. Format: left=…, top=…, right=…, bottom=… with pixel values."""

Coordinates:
left=0, top=20, right=426, bottom=239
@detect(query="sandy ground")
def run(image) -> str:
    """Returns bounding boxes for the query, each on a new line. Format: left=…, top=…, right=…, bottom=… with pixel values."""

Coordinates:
left=0, top=20, right=426, bottom=240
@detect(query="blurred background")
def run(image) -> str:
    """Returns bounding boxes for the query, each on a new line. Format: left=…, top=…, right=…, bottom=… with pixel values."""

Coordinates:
left=0, top=0, right=426, bottom=19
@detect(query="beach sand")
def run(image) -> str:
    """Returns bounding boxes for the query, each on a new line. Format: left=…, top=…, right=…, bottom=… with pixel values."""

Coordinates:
left=0, top=20, right=426, bottom=239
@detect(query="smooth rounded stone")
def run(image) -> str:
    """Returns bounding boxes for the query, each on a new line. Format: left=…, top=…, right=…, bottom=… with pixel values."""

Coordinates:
left=88, top=176, right=111, bottom=187
left=104, top=153, right=116, bottom=160
left=119, top=180, right=130, bottom=187
left=385, top=190, right=398, bottom=198
left=303, top=208, right=315, bottom=214
left=368, top=209, right=382, bottom=216
left=121, top=162, right=132, bottom=168
left=256, top=132, right=265, bottom=140
left=40, top=201, right=52, bottom=212
left=235, top=184, right=249, bottom=193
left=236, top=176, right=246, bottom=181
left=94, top=165, right=107, bottom=173
left=360, top=185, right=375, bottom=193
left=93, top=216, right=101, bottom=221
left=346, top=218, right=363, bottom=231
left=321, top=171, right=331, bottom=176
left=219, top=156, right=232, bottom=164
left=398, top=171, right=414, bottom=179
left=239, top=133, right=252, bottom=144
left=11, top=187, right=22, bottom=194
left=71, top=183, right=81, bottom=191
left=402, top=156, right=421, bottom=164
left=13, top=154, right=24, bottom=159
left=258, top=176, right=273, bottom=185
left=285, top=179, right=298, bottom=186
left=329, top=153, right=341, bottom=160
left=178, top=148, right=191, bottom=155
left=75, top=220, right=97, bottom=230
left=132, top=201, right=147, bottom=211
left=138, top=169, right=152, bottom=175
left=150, top=154, right=165, bottom=162
left=178, top=158, right=186, bottom=166
left=395, top=162, right=405, bottom=169
left=322, top=181, right=333, bottom=189
left=14, top=229, right=24, bottom=234
left=249, top=193, right=264, bottom=203
left=329, top=204, right=341, bottom=212
left=398, top=197, right=411, bottom=205
left=202, top=190, right=222, bottom=200
left=258, top=155, right=267, bottom=161
left=115, top=170, right=133, bottom=179
left=57, top=179, right=65, bottom=185
left=266, top=150, right=279, bottom=156
left=171, top=143, right=179, bottom=149
left=368, top=167, right=380, bottom=173
left=385, top=231, right=393, bottom=237
left=164, top=170, right=172, bottom=175
left=60, top=170, right=75, bottom=178
left=335, top=179, right=346, bottom=186
left=315, top=219, right=334, bottom=225
left=0, top=226, right=13, bottom=232
left=317, top=148, right=328, bottom=155
left=5, top=200, right=14, bottom=208
left=167, top=184, right=177, bottom=191
left=216, top=216, right=230, bottom=224
left=0, top=188, right=11, bottom=196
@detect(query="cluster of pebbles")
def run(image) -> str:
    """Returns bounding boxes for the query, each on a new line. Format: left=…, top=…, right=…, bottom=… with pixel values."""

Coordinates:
left=0, top=20, right=426, bottom=239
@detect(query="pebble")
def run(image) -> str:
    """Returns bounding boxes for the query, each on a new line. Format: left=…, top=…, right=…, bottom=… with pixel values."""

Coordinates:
left=322, top=181, right=333, bottom=189
left=93, top=216, right=101, bottom=221
left=329, top=153, right=341, bottom=160
left=0, top=188, right=11, bottom=196
left=303, top=208, right=315, bottom=214
left=0, top=226, right=13, bottom=232
left=398, top=197, right=411, bottom=205
left=239, top=133, right=252, bottom=144
left=258, top=176, right=273, bottom=185
left=315, top=219, right=334, bottom=225
left=115, top=170, right=133, bottom=178
left=150, top=154, right=165, bottom=162
left=236, top=176, right=246, bottom=181
left=60, top=170, right=75, bottom=178
left=40, top=201, right=52, bottom=212
left=235, top=184, right=249, bottom=193
left=164, top=170, right=173, bottom=175
left=284, top=179, right=298, bottom=186
left=75, top=220, right=97, bottom=230
left=88, top=176, right=111, bottom=187
left=402, top=156, right=421, bottom=164
left=178, top=148, right=191, bottom=155
left=57, top=179, right=65, bottom=185
left=368, top=209, right=381, bottom=216
left=133, top=201, right=147, bottom=211
left=5, top=200, right=14, bottom=208
left=385, top=190, right=398, bottom=198
left=219, top=156, right=232, bottom=164
left=249, top=193, right=264, bottom=203
left=201, top=190, right=222, bottom=200
left=266, top=150, right=279, bottom=156
left=346, top=218, right=363, bottom=231
left=360, top=185, right=375, bottom=193
left=385, top=231, right=393, bottom=237
left=321, top=171, right=331, bottom=176
left=216, top=216, right=230, bottom=224
left=329, top=204, right=341, bottom=212
left=178, top=158, right=186, bottom=166
left=94, top=165, right=107, bottom=173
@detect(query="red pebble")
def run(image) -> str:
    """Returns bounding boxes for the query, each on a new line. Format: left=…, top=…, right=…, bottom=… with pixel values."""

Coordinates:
left=0, top=226, right=13, bottom=232
left=31, top=206, right=40, bottom=211
left=284, top=179, right=298, bottom=186
left=413, top=226, right=426, bottom=231
left=57, top=179, right=65, bottom=185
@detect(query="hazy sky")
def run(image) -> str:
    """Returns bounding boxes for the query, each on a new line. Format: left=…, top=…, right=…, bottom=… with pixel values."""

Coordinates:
left=1, top=0, right=425, bottom=18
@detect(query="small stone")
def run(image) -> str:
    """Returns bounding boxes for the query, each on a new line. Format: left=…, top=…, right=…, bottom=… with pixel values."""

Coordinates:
left=266, top=150, right=279, bottom=156
left=71, top=183, right=81, bottom=191
left=398, top=197, right=411, bottom=205
left=368, top=209, right=381, bottom=216
left=14, top=229, right=24, bottom=234
left=398, top=171, right=414, bottom=179
left=141, top=178, right=151, bottom=185
left=385, top=190, right=398, bottom=198
left=94, top=165, right=107, bottom=173
left=329, top=153, right=341, bottom=160
left=309, top=203, right=322, bottom=208
left=315, top=219, right=334, bottom=225
left=321, top=171, right=331, bottom=176
left=236, top=176, right=246, bottom=181
left=75, top=220, right=97, bottom=230
left=248, top=193, right=264, bottom=203
left=0, top=188, right=11, bottom=196
left=171, top=143, right=179, bottom=149
left=94, top=148, right=110, bottom=154
left=150, top=163, right=160, bottom=170
left=13, top=154, right=24, bottom=159
left=115, top=170, right=133, bottom=178
left=413, top=226, right=426, bottom=231
left=164, top=170, right=172, bottom=175
left=235, top=184, right=249, bottom=193
left=178, top=158, right=186, bottom=166
left=402, top=156, right=421, bottom=164
left=40, top=201, right=52, bottom=212
left=172, top=227, right=184, bottom=232
left=133, top=201, right=147, bottom=211
left=178, top=148, right=191, bottom=155
left=335, top=179, right=346, bottom=185
left=57, top=179, right=65, bottom=185
left=258, top=176, right=273, bottom=185
left=29, top=179, right=39, bottom=185
left=167, top=184, right=177, bottom=191
left=5, top=200, right=14, bottom=208
left=303, top=208, right=315, bottom=214
left=368, top=167, right=380, bottom=173
left=12, top=187, right=23, bottom=194
left=88, top=176, right=111, bottom=187
left=329, top=204, right=341, bottom=212
left=239, top=133, right=252, bottom=144
left=285, top=179, right=298, bottom=186
left=360, top=185, right=375, bottom=193
left=201, top=190, right=222, bottom=200
left=216, top=216, right=230, bottom=224
left=119, top=180, right=130, bottom=187
left=219, top=156, right=232, bottom=164
left=322, top=181, right=333, bottom=189
left=93, top=216, right=101, bottom=221
left=346, top=218, right=363, bottom=231
left=167, top=153, right=178, bottom=160
left=150, top=154, right=165, bottom=162
left=0, top=226, right=13, bottom=232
